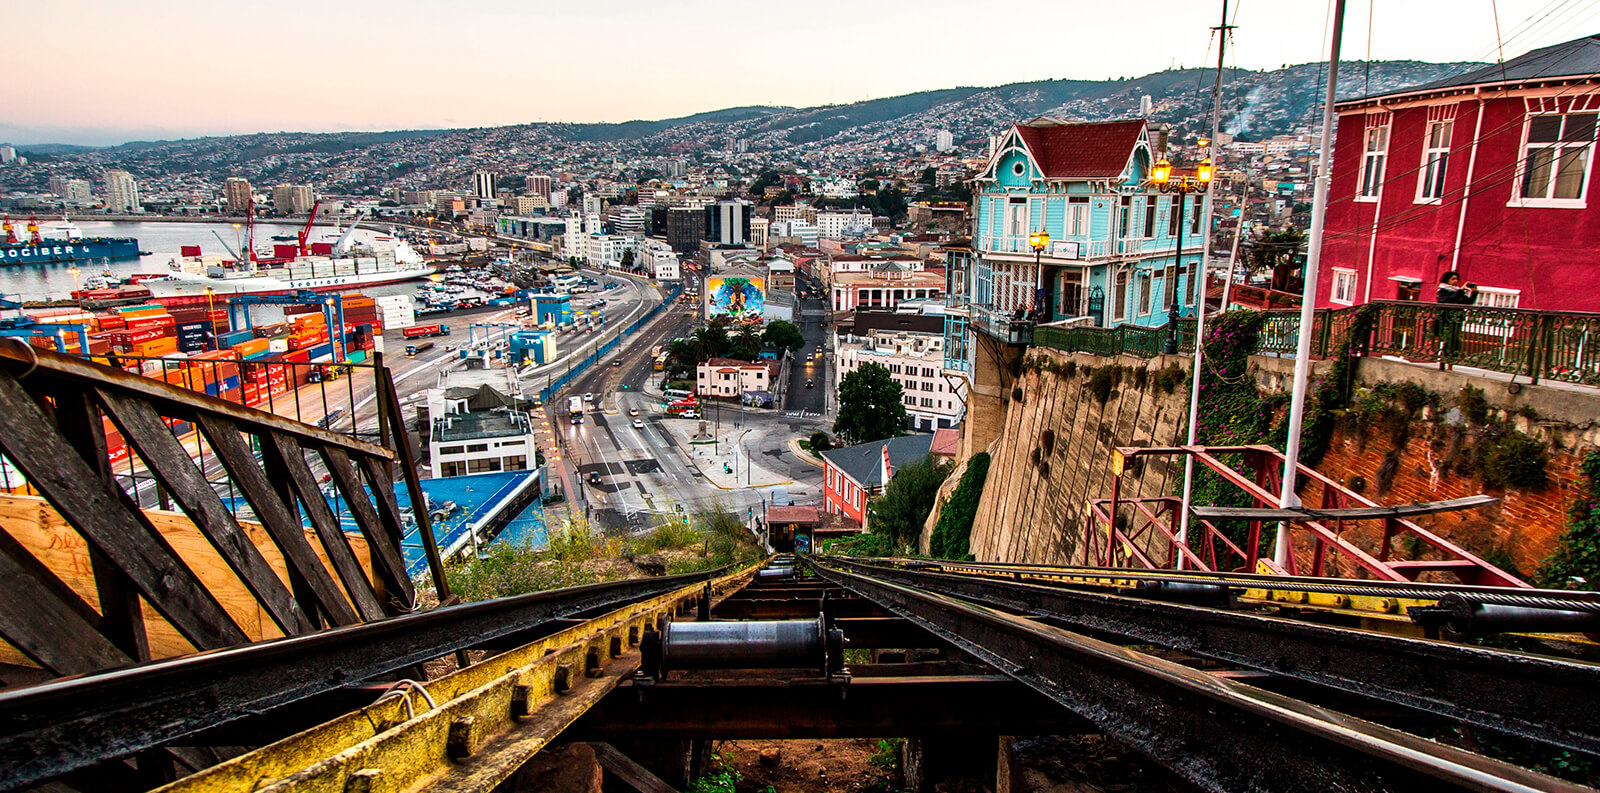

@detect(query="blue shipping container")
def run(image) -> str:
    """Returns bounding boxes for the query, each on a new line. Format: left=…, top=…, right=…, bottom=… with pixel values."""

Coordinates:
left=308, top=343, right=334, bottom=360
left=219, top=330, right=254, bottom=348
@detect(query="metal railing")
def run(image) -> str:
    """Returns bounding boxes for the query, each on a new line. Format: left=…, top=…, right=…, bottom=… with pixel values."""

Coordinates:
left=1028, top=300, right=1600, bottom=386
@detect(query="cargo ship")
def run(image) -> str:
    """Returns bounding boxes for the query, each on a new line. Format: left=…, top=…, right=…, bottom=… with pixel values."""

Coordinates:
left=2, top=216, right=140, bottom=264
left=137, top=206, right=433, bottom=307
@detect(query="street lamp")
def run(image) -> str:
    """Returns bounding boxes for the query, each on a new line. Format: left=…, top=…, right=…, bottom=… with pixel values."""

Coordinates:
left=204, top=287, right=216, bottom=351
left=1151, top=158, right=1213, bottom=354
left=1028, top=229, right=1050, bottom=321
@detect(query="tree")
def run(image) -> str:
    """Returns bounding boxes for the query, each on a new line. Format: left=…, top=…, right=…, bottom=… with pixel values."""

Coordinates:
left=866, top=455, right=952, bottom=551
left=930, top=452, right=991, bottom=560
left=620, top=248, right=635, bottom=270
left=918, top=166, right=937, bottom=185
left=693, top=323, right=731, bottom=359
left=809, top=431, right=832, bottom=452
left=833, top=362, right=907, bottom=445
left=1247, top=228, right=1307, bottom=292
left=761, top=320, right=805, bottom=353
left=731, top=324, right=761, bottom=360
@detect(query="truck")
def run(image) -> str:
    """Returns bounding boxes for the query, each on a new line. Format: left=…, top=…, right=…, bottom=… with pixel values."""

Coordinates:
left=568, top=395, right=584, bottom=425
left=405, top=341, right=434, bottom=357
left=402, top=324, right=451, bottom=339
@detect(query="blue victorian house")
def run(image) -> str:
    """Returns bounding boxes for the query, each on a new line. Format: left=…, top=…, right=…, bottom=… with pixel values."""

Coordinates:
left=968, top=117, right=1204, bottom=333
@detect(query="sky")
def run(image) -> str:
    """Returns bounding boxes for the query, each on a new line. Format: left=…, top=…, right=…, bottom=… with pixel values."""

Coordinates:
left=5, top=0, right=1597, bottom=146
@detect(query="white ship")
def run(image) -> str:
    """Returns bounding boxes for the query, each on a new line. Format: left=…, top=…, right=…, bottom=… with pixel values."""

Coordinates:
left=142, top=217, right=433, bottom=302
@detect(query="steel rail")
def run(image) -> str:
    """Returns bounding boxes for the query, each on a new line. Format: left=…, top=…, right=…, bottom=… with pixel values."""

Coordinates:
left=0, top=568, right=728, bottom=792
left=876, top=557, right=1600, bottom=612
left=824, top=557, right=1600, bottom=756
left=810, top=559, right=1588, bottom=793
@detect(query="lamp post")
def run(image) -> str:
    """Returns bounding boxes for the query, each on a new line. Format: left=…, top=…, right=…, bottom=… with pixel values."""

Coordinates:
left=1151, top=158, right=1213, bottom=354
left=1028, top=229, right=1050, bottom=322
left=69, top=267, right=80, bottom=307
left=204, top=287, right=216, bottom=351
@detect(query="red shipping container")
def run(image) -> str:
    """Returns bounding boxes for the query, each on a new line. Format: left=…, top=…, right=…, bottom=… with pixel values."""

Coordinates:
left=128, top=328, right=164, bottom=344
left=180, top=245, right=202, bottom=257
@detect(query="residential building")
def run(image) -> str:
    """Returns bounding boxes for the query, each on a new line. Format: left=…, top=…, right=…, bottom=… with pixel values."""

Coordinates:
left=272, top=183, right=315, bottom=215
left=472, top=170, right=496, bottom=200
left=638, top=238, right=681, bottom=280
left=49, top=176, right=91, bottom=201
left=1315, top=33, right=1600, bottom=312
left=563, top=216, right=585, bottom=260
left=936, top=129, right=955, bottom=153
left=224, top=177, right=252, bottom=214
left=47, top=175, right=69, bottom=196
left=510, top=195, right=549, bottom=214
left=821, top=434, right=936, bottom=527
left=0, top=145, right=14, bottom=163
left=775, top=203, right=818, bottom=225
left=817, top=209, right=875, bottom=239
left=770, top=219, right=819, bottom=247
left=103, top=169, right=141, bottom=213
left=767, top=256, right=796, bottom=292
left=695, top=357, right=779, bottom=401
left=970, top=117, right=1202, bottom=331
left=525, top=175, right=553, bottom=197
left=830, top=264, right=944, bottom=311
left=835, top=324, right=963, bottom=430
left=428, top=385, right=538, bottom=478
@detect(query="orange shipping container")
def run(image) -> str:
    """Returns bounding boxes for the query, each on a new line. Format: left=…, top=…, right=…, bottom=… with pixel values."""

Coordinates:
left=232, top=338, right=269, bottom=356
left=136, top=338, right=179, bottom=357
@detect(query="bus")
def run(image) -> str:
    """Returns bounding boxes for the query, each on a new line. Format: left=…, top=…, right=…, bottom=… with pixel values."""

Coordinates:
left=653, top=352, right=669, bottom=371
left=567, top=395, right=584, bottom=425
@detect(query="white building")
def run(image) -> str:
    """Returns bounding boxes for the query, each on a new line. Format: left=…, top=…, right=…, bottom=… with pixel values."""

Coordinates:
left=428, top=385, right=539, bottom=477
left=472, top=170, right=497, bottom=200
left=749, top=216, right=769, bottom=250
left=696, top=357, right=779, bottom=400
left=770, top=219, right=819, bottom=247
left=816, top=178, right=858, bottom=199
left=638, top=239, right=680, bottom=280
left=935, top=129, right=955, bottom=152
left=834, top=327, right=963, bottom=431
left=103, top=169, right=141, bottom=213
left=817, top=209, right=874, bottom=240
left=0, top=145, right=14, bottom=163
left=563, top=216, right=586, bottom=260
left=272, top=183, right=315, bottom=215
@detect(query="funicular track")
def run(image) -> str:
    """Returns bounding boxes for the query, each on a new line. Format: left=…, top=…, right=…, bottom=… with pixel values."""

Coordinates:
left=3, top=554, right=1600, bottom=792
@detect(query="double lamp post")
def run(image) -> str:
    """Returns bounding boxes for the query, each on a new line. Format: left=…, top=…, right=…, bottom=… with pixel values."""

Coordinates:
left=1150, top=157, right=1212, bottom=354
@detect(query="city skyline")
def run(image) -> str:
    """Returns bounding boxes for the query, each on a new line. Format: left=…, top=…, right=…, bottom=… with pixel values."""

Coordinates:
left=5, top=0, right=1594, bottom=146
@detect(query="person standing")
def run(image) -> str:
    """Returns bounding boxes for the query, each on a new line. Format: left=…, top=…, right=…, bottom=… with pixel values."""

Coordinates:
left=1436, top=271, right=1478, bottom=359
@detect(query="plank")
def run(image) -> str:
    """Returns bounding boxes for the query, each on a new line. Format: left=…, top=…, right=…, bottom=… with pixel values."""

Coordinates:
left=196, top=414, right=359, bottom=627
left=265, top=432, right=386, bottom=621
left=0, top=369, right=247, bottom=650
left=99, top=389, right=312, bottom=636
left=0, top=526, right=131, bottom=675
left=49, top=388, right=150, bottom=661
left=591, top=742, right=681, bottom=793
left=1190, top=495, right=1499, bottom=522
left=358, top=455, right=407, bottom=554
left=320, top=447, right=412, bottom=610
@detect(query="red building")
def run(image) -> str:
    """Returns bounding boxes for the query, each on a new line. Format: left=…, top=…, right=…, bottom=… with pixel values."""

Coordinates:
left=820, top=435, right=934, bottom=527
left=1316, top=34, right=1600, bottom=312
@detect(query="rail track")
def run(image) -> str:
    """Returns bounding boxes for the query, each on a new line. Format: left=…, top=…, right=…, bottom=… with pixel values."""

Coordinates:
left=2, top=554, right=1597, bottom=793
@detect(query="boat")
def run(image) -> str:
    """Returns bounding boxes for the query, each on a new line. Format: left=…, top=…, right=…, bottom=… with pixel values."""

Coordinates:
left=2, top=216, right=140, bottom=264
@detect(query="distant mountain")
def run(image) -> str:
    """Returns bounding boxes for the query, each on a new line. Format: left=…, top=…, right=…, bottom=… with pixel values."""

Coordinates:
left=2, top=60, right=1484, bottom=194
left=14, top=143, right=101, bottom=156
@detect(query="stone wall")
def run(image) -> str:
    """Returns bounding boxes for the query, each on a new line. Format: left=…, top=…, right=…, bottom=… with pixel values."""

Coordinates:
left=961, top=346, right=1600, bottom=575
left=968, top=348, right=1191, bottom=564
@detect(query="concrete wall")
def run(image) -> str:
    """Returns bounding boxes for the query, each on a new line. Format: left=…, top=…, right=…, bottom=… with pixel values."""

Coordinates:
left=967, top=348, right=1191, bottom=564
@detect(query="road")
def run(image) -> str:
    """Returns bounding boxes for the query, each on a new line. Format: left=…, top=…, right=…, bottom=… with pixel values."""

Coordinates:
left=784, top=272, right=831, bottom=416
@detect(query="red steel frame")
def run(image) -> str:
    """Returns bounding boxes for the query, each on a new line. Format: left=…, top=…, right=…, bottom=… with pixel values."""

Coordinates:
left=1085, top=445, right=1527, bottom=588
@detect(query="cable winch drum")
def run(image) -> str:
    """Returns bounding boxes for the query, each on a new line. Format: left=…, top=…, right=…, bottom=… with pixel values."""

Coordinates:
left=658, top=616, right=825, bottom=671
left=757, top=566, right=796, bottom=581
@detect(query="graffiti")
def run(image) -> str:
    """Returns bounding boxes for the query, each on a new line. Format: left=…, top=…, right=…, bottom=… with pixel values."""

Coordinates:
left=707, top=275, right=765, bottom=318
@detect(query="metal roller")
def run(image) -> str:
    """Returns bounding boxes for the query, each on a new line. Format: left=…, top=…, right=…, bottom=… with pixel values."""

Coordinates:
left=639, top=615, right=845, bottom=679
left=757, top=566, right=796, bottom=581
left=1424, top=593, right=1600, bottom=640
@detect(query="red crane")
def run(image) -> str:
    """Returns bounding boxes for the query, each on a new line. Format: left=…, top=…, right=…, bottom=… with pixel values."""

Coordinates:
left=297, top=199, right=322, bottom=257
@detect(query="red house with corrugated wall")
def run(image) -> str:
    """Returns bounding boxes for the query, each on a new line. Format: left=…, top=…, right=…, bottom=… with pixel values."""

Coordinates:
left=1315, top=34, right=1600, bottom=313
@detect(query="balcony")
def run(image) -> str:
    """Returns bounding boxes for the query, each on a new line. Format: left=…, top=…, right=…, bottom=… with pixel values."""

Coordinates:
left=969, top=304, right=1034, bottom=346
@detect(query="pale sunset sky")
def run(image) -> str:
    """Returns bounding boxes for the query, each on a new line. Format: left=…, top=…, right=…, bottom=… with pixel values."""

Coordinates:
left=4, top=0, right=1595, bottom=145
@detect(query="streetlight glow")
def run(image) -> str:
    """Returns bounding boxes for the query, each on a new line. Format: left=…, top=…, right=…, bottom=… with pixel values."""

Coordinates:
left=1151, top=158, right=1172, bottom=184
left=1028, top=229, right=1050, bottom=253
left=1197, top=158, right=1215, bottom=183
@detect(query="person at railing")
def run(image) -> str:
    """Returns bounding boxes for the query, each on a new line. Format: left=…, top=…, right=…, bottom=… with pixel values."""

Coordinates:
left=1436, top=271, right=1478, bottom=359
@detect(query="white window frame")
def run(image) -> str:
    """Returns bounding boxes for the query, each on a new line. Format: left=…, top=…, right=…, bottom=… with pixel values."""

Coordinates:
left=1510, top=111, right=1597, bottom=208
left=1006, top=196, right=1029, bottom=237
left=1416, top=119, right=1453, bottom=204
left=1068, top=197, right=1088, bottom=236
left=1358, top=125, right=1389, bottom=202
left=1331, top=268, right=1358, bottom=306
left=1475, top=285, right=1521, bottom=309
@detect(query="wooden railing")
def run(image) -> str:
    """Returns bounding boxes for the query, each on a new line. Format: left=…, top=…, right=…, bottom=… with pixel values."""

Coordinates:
left=0, top=341, right=448, bottom=680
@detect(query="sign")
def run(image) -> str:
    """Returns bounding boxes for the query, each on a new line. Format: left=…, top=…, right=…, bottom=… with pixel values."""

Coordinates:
left=1051, top=241, right=1081, bottom=260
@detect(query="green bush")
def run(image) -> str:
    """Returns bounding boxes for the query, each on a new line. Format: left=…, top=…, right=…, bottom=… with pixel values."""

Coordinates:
left=824, top=531, right=894, bottom=557
left=809, top=430, right=832, bottom=452
left=931, top=452, right=990, bottom=560
left=1539, top=450, right=1600, bottom=590
left=1475, top=427, right=1550, bottom=490
left=1087, top=364, right=1121, bottom=404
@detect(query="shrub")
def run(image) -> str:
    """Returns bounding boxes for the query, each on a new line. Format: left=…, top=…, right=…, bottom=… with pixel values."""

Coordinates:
left=930, top=452, right=990, bottom=560
left=1460, top=384, right=1492, bottom=425
left=1475, top=427, right=1550, bottom=490
left=1087, top=364, right=1119, bottom=404
left=1538, top=450, right=1600, bottom=590
left=809, top=430, right=833, bottom=452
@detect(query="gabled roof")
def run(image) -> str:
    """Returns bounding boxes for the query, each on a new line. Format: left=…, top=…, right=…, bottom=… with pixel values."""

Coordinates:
left=1350, top=34, right=1600, bottom=105
left=1012, top=119, right=1148, bottom=179
left=821, top=434, right=935, bottom=489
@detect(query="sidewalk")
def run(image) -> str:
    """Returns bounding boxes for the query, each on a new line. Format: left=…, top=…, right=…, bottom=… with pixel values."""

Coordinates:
left=656, top=419, right=792, bottom=490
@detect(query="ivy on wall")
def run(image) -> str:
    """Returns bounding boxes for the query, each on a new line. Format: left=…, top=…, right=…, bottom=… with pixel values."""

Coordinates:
left=1539, top=450, right=1600, bottom=591
left=930, top=452, right=991, bottom=560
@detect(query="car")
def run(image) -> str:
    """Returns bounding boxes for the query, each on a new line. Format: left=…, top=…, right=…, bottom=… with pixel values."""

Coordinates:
left=805, top=380, right=814, bottom=388
left=632, top=419, right=644, bottom=429
left=611, top=359, right=622, bottom=367
left=584, top=392, right=595, bottom=403
left=629, top=408, right=639, bottom=416
left=588, top=472, right=602, bottom=486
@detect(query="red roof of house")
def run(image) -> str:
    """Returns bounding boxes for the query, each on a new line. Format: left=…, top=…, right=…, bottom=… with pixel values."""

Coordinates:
left=766, top=505, right=821, bottom=525
left=1013, top=119, right=1146, bottom=179
left=930, top=428, right=960, bottom=458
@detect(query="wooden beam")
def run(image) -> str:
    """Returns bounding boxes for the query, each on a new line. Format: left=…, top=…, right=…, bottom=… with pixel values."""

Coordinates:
left=196, top=415, right=360, bottom=627
left=319, top=447, right=412, bottom=611
left=0, top=528, right=131, bottom=675
left=591, top=742, right=681, bottom=793
left=0, top=369, right=248, bottom=651
left=264, top=432, right=386, bottom=620
left=99, top=389, right=312, bottom=636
